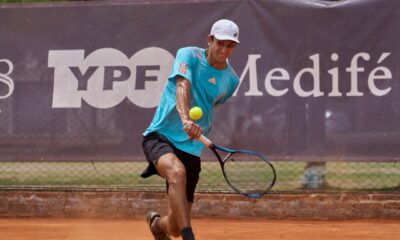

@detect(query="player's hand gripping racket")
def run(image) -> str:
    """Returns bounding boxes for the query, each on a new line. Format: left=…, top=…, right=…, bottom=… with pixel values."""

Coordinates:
left=197, top=135, right=276, bottom=198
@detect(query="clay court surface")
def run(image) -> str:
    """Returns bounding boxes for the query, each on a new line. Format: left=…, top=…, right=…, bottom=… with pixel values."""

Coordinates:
left=0, top=218, right=399, bottom=240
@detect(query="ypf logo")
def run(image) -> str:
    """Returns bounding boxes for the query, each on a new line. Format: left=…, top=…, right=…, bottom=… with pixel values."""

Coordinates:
left=48, top=47, right=174, bottom=108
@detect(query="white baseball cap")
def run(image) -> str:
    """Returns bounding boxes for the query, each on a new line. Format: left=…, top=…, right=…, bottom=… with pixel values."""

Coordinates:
left=210, top=19, right=240, bottom=44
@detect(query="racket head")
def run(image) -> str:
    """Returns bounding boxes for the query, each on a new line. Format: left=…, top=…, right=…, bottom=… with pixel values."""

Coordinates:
left=212, top=145, right=276, bottom=198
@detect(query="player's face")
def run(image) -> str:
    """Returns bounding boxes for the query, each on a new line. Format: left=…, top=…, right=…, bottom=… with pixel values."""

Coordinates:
left=207, top=36, right=237, bottom=64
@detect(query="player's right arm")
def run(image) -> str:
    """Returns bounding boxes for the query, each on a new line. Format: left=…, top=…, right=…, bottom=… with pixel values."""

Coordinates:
left=176, top=76, right=202, bottom=139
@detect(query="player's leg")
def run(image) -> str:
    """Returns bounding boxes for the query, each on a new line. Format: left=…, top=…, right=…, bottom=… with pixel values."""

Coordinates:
left=142, top=133, right=176, bottom=240
left=141, top=133, right=199, bottom=240
left=160, top=149, right=201, bottom=239
left=155, top=153, right=192, bottom=234
left=156, top=148, right=200, bottom=240
left=146, top=152, right=187, bottom=240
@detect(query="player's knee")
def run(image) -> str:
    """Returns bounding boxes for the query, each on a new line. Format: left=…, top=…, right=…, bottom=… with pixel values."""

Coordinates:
left=167, top=166, right=186, bottom=186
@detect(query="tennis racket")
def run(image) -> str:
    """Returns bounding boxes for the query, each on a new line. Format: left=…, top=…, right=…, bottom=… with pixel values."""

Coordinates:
left=197, top=135, right=276, bottom=198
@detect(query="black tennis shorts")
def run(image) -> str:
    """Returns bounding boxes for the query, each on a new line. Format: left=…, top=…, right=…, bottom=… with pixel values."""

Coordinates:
left=140, top=132, right=201, bottom=203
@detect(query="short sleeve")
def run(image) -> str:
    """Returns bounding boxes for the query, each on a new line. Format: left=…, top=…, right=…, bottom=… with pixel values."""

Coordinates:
left=169, top=47, right=195, bottom=84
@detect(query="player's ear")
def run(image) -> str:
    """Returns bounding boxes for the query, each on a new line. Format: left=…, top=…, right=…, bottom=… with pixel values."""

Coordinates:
left=207, top=35, right=213, bottom=46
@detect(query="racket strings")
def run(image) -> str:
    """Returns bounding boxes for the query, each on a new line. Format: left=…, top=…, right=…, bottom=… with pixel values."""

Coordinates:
left=223, top=152, right=275, bottom=194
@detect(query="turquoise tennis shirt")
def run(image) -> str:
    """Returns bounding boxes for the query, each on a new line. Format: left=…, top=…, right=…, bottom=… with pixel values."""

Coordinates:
left=143, top=47, right=239, bottom=157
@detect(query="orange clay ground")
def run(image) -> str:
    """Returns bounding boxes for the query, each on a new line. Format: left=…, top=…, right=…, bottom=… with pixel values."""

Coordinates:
left=0, top=218, right=399, bottom=240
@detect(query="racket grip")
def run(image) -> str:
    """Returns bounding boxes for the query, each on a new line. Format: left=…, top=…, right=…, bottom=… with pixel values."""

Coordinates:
left=197, top=134, right=212, bottom=148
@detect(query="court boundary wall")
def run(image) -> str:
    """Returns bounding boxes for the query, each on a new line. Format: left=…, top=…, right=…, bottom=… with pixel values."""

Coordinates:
left=0, top=191, right=398, bottom=219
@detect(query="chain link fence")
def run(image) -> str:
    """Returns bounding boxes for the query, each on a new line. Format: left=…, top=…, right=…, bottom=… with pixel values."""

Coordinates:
left=0, top=160, right=399, bottom=193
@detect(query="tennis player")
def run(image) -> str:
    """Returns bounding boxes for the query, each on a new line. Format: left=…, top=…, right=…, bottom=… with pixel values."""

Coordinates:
left=141, top=19, right=240, bottom=240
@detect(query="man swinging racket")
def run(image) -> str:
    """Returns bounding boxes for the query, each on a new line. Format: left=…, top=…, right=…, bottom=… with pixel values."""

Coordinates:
left=140, top=19, right=240, bottom=240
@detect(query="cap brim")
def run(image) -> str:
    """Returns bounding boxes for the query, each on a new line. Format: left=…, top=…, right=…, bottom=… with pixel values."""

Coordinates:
left=213, top=34, right=240, bottom=44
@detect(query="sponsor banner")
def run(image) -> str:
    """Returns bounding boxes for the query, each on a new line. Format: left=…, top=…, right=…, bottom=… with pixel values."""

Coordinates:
left=0, top=0, right=399, bottom=160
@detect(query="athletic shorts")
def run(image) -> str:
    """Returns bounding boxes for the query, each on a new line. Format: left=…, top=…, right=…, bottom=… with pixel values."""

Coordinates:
left=140, top=132, right=201, bottom=203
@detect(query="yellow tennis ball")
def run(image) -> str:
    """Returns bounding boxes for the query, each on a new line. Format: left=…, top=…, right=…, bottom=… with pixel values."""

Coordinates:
left=189, top=106, right=203, bottom=121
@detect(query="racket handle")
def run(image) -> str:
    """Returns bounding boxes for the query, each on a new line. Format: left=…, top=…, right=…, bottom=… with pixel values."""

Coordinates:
left=197, top=134, right=213, bottom=148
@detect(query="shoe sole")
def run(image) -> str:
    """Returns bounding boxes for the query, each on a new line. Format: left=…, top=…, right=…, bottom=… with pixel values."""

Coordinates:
left=147, top=211, right=161, bottom=227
